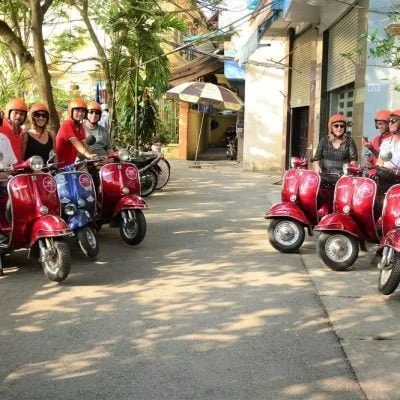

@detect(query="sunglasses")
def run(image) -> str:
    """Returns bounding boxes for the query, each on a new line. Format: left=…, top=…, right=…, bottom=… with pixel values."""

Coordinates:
left=332, top=124, right=345, bottom=128
left=33, top=112, right=48, bottom=119
left=389, top=118, right=400, bottom=124
left=88, top=110, right=101, bottom=115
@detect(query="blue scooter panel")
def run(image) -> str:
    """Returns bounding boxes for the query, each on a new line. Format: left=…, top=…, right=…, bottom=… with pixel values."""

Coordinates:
left=55, top=171, right=97, bottom=219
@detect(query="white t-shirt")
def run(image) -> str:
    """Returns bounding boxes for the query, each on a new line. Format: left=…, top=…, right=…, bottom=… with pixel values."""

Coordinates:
left=0, top=134, right=17, bottom=167
left=379, top=135, right=400, bottom=170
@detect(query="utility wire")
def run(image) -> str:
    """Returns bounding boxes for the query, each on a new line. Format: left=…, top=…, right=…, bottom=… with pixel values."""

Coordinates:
left=134, top=0, right=280, bottom=70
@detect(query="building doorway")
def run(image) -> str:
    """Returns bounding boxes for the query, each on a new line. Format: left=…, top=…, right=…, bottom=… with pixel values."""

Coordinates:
left=290, top=107, right=309, bottom=159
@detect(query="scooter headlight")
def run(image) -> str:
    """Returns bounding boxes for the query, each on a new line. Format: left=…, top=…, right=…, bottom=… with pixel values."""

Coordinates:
left=343, top=163, right=349, bottom=175
left=77, top=198, right=86, bottom=208
left=343, top=205, right=351, bottom=214
left=40, top=206, right=48, bottom=215
left=122, top=187, right=130, bottom=194
left=118, top=149, right=129, bottom=161
left=30, top=156, right=44, bottom=171
left=64, top=203, right=77, bottom=216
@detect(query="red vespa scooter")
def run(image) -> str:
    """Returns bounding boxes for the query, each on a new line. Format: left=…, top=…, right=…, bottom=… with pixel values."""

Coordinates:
left=376, top=183, right=400, bottom=294
left=265, top=157, right=337, bottom=253
left=87, top=150, right=148, bottom=245
left=0, top=156, right=71, bottom=281
left=314, top=164, right=384, bottom=271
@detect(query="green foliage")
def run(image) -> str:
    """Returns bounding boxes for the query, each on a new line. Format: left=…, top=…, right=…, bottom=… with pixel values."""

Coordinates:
left=367, top=14, right=400, bottom=69
left=98, top=0, right=187, bottom=148
left=50, top=27, right=88, bottom=57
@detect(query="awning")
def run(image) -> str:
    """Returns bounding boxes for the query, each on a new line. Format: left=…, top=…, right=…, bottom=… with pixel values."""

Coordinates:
left=224, top=60, right=246, bottom=80
left=168, top=55, right=223, bottom=87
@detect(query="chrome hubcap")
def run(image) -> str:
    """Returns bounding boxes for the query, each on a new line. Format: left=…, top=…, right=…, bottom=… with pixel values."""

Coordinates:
left=274, top=221, right=300, bottom=246
left=86, top=228, right=97, bottom=249
left=325, top=235, right=353, bottom=262
left=380, top=269, right=392, bottom=285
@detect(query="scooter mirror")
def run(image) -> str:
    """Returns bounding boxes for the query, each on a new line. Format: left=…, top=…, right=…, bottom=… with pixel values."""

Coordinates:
left=48, top=150, right=56, bottom=164
left=85, top=135, right=96, bottom=146
left=380, top=150, right=393, bottom=162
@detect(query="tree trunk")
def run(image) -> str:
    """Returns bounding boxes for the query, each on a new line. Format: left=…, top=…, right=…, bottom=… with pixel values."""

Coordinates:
left=78, top=2, right=114, bottom=114
left=30, top=0, right=60, bottom=132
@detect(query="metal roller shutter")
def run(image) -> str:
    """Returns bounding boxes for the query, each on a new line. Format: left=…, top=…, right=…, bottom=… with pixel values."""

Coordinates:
left=290, top=29, right=313, bottom=108
left=327, top=9, right=358, bottom=91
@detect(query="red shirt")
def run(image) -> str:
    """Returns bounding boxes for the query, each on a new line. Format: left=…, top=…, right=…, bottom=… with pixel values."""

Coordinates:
left=56, top=119, right=86, bottom=166
left=0, top=119, right=24, bottom=162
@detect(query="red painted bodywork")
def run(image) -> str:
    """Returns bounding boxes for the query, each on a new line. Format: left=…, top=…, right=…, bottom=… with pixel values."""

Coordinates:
left=98, top=162, right=147, bottom=223
left=315, top=176, right=379, bottom=240
left=0, top=173, right=69, bottom=248
left=380, top=184, right=400, bottom=251
left=265, top=169, right=334, bottom=227
left=314, top=213, right=363, bottom=238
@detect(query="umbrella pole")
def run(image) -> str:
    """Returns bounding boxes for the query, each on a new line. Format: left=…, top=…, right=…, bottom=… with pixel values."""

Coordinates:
left=191, top=110, right=205, bottom=168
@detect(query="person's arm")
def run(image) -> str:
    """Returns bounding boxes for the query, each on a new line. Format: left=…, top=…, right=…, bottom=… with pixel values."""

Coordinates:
left=21, top=131, right=28, bottom=161
left=311, top=138, right=324, bottom=173
left=348, top=137, right=358, bottom=164
left=69, top=137, right=95, bottom=159
left=48, top=131, right=58, bottom=163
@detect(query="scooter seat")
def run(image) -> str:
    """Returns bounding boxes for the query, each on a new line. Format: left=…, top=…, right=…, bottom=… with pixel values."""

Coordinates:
left=129, top=155, right=158, bottom=169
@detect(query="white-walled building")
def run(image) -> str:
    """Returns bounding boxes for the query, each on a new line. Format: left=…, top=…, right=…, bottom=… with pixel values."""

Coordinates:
left=221, top=0, right=400, bottom=172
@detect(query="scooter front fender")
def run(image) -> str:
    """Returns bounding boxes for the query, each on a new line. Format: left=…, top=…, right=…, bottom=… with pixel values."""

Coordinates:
left=314, top=213, right=362, bottom=238
left=66, top=210, right=91, bottom=231
left=265, top=202, right=311, bottom=226
left=112, top=195, right=148, bottom=218
left=379, top=228, right=400, bottom=253
left=30, top=215, right=70, bottom=246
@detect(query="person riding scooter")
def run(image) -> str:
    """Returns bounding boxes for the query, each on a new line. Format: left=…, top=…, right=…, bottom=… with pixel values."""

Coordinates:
left=55, top=99, right=96, bottom=167
left=0, top=98, right=28, bottom=162
left=362, top=109, right=392, bottom=166
left=312, top=114, right=358, bottom=177
left=83, top=101, right=113, bottom=157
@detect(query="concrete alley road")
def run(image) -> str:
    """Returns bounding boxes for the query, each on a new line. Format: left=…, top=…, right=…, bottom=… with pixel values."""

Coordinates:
left=0, top=160, right=365, bottom=400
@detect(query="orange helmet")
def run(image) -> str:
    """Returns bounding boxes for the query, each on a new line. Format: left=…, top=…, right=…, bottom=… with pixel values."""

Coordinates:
left=87, top=101, right=101, bottom=112
left=67, top=98, right=87, bottom=118
left=328, top=113, right=346, bottom=133
left=5, top=98, right=28, bottom=120
left=374, top=109, right=391, bottom=122
left=29, top=102, right=49, bottom=117
left=390, top=109, right=400, bottom=119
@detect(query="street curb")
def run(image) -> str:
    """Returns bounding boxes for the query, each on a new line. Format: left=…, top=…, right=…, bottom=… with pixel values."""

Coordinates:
left=299, top=239, right=400, bottom=400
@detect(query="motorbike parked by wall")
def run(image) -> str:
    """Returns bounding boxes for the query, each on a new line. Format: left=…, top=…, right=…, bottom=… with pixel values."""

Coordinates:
left=225, top=134, right=237, bottom=161
left=55, top=163, right=99, bottom=258
left=0, top=156, right=72, bottom=282
left=265, top=157, right=339, bottom=253
left=129, top=153, right=160, bottom=197
left=86, top=150, right=148, bottom=245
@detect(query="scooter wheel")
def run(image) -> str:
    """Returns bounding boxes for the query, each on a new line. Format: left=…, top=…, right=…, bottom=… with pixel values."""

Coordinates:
left=155, top=159, right=170, bottom=190
left=119, top=210, right=147, bottom=245
left=378, top=252, right=400, bottom=295
left=77, top=226, right=99, bottom=259
left=140, top=169, right=158, bottom=197
left=316, top=232, right=359, bottom=271
left=41, top=239, right=71, bottom=282
left=267, top=219, right=305, bottom=253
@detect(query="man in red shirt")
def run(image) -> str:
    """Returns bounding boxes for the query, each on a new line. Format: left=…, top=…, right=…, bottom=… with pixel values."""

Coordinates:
left=0, top=98, right=28, bottom=162
left=56, top=99, right=95, bottom=166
